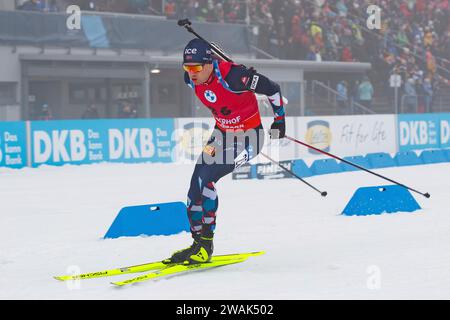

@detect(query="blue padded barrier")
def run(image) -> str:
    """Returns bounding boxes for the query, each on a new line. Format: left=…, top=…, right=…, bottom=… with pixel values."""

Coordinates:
left=342, top=185, right=421, bottom=216
left=340, top=156, right=372, bottom=172
left=309, top=159, right=342, bottom=175
left=104, top=202, right=189, bottom=239
left=292, top=159, right=313, bottom=178
left=366, top=152, right=396, bottom=169
left=394, top=151, right=423, bottom=167
left=444, top=149, right=450, bottom=161
left=420, top=150, right=448, bottom=164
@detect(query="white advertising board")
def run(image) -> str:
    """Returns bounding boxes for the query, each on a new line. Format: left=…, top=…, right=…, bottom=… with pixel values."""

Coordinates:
left=294, top=115, right=397, bottom=159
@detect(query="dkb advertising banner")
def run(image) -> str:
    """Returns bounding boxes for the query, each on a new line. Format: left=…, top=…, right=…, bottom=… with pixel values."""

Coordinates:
left=30, top=119, right=174, bottom=167
left=397, top=113, right=450, bottom=151
left=439, top=113, right=450, bottom=149
left=0, top=122, right=27, bottom=169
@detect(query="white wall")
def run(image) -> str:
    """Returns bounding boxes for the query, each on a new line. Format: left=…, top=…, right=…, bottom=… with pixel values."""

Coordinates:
left=0, top=46, right=21, bottom=84
left=0, top=45, right=21, bottom=120
left=0, top=0, right=15, bottom=10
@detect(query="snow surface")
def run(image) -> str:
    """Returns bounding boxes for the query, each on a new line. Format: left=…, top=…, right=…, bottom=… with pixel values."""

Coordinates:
left=1, top=161, right=449, bottom=300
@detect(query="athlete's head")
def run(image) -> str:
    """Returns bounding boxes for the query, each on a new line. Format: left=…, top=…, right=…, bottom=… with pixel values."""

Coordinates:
left=183, top=38, right=214, bottom=85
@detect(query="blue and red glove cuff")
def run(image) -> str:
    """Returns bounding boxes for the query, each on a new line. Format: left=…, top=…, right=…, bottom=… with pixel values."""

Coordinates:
left=274, top=115, right=285, bottom=123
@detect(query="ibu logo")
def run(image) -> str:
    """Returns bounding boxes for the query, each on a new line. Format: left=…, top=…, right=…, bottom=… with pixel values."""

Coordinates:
left=399, top=120, right=437, bottom=147
left=204, top=90, right=217, bottom=103
left=33, top=130, right=87, bottom=164
left=108, top=128, right=155, bottom=160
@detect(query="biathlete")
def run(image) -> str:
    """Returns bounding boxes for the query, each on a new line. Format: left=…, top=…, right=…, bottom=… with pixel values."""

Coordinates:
left=164, top=39, right=286, bottom=265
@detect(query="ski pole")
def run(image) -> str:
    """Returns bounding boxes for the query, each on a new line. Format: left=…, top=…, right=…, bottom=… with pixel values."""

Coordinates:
left=285, top=135, right=431, bottom=199
left=260, top=152, right=327, bottom=197
left=178, top=19, right=233, bottom=63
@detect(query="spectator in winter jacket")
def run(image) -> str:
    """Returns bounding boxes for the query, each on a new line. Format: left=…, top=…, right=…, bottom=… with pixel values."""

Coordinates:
left=164, top=0, right=176, bottom=19
left=306, top=45, right=322, bottom=61
left=423, top=77, right=434, bottom=112
left=82, top=103, right=100, bottom=119
left=426, top=48, right=437, bottom=75
left=341, top=46, right=353, bottom=62
left=404, top=78, right=418, bottom=113
left=358, top=77, right=374, bottom=109
left=118, top=101, right=138, bottom=118
left=336, top=81, right=349, bottom=115
left=37, top=103, right=53, bottom=121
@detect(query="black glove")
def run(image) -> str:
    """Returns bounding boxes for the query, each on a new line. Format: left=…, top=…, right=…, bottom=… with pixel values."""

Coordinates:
left=269, top=119, right=286, bottom=139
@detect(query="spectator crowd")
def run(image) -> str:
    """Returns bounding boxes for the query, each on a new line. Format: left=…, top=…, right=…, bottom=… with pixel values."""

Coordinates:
left=245, top=0, right=449, bottom=112
left=16, top=0, right=450, bottom=113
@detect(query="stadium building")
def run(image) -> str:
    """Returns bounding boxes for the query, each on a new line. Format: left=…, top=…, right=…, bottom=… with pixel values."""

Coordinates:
left=8, top=0, right=449, bottom=120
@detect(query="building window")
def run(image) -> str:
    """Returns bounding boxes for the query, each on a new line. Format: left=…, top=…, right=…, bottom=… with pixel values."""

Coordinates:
left=157, top=83, right=176, bottom=104
left=0, top=82, right=17, bottom=105
left=69, top=84, right=107, bottom=104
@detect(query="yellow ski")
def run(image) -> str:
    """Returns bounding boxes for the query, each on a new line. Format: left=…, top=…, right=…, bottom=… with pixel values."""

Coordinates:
left=111, top=258, right=248, bottom=287
left=54, top=251, right=264, bottom=281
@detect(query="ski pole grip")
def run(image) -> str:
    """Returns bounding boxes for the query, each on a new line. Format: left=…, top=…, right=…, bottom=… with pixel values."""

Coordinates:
left=177, top=19, right=192, bottom=27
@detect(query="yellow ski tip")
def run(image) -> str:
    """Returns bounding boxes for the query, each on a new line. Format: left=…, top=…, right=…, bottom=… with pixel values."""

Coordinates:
left=231, top=251, right=265, bottom=259
left=111, top=282, right=123, bottom=287
left=111, top=280, right=133, bottom=287
left=249, top=251, right=265, bottom=257
left=54, top=275, right=82, bottom=281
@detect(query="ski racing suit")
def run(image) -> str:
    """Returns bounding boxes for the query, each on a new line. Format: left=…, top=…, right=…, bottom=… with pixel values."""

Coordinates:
left=184, top=59, right=286, bottom=236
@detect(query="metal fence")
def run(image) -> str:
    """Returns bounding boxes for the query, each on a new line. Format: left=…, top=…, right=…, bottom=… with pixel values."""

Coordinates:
left=400, top=94, right=450, bottom=114
left=305, top=80, right=450, bottom=116
left=308, top=80, right=375, bottom=116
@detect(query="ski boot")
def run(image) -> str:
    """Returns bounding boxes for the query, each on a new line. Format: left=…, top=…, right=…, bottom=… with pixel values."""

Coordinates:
left=162, top=233, right=201, bottom=265
left=187, top=232, right=214, bottom=264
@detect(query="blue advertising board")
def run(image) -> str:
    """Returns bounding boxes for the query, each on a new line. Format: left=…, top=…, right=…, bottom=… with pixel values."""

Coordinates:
left=30, top=119, right=175, bottom=167
left=440, top=113, right=450, bottom=149
left=0, top=122, right=27, bottom=169
left=397, top=114, right=448, bottom=152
